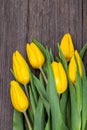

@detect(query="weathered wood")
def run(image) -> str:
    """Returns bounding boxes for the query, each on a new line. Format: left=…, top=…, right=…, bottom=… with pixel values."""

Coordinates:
left=0, top=0, right=29, bottom=130
left=83, top=0, right=87, bottom=66
left=0, top=0, right=86, bottom=130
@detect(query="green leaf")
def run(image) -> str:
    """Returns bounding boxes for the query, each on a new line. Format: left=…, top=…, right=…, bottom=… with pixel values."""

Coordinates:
left=32, top=38, right=47, bottom=58
left=29, top=86, right=36, bottom=116
left=29, top=68, right=38, bottom=105
left=45, top=46, right=54, bottom=63
left=49, top=48, right=54, bottom=62
left=84, top=123, right=87, bottom=130
left=13, top=109, right=24, bottom=130
left=80, top=43, right=87, bottom=59
left=47, top=63, right=68, bottom=130
left=66, top=97, right=71, bottom=129
left=33, top=75, right=50, bottom=115
left=39, top=73, right=45, bottom=87
left=42, top=47, right=52, bottom=74
left=33, top=75, right=47, bottom=100
left=57, top=43, right=67, bottom=72
left=69, top=79, right=81, bottom=130
left=74, top=55, right=82, bottom=113
left=82, top=63, right=87, bottom=130
left=45, top=47, right=51, bottom=63
left=27, top=107, right=33, bottom=126
left=34, top=98, right=45, bottom=130
left=56, top=56, right=61, bottom=62
left=60, top=89, right=68, bottom=124
left=45, top=117, right=51, bottom=130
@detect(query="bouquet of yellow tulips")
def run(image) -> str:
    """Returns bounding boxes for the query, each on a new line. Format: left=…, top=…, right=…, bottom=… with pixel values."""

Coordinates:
left=10, top=33, right=87, bottom=130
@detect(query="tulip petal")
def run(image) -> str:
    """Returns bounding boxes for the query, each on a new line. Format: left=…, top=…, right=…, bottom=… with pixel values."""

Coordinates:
left=10, top=80, right=29, bottom=112
left=13, top=51, right=30, bottom=85
left=60, top=33, right=74, bottom=61
left=26, top=43, right=45, bottom=69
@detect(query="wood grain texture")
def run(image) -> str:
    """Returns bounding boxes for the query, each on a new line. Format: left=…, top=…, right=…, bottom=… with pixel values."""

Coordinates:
left=0, top=0, right=86, bottom=130
left=83, top=0, right=87, bottom=66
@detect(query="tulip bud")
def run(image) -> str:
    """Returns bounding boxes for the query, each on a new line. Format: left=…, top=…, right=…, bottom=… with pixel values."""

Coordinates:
left=13, top=50, right=30, bottom=85
left=26, top=42, right=45, bottom=69
left=10, top=80, right=29, bottom=112
left=60, top=33, right=74, bottom=61
left=68, top=50, right=82, bottom=83
left=51, top=61, right=68, bottom=93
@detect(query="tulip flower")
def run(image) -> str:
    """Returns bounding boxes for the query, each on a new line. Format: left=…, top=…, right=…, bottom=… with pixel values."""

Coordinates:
left=10, top=80, right=29, bottom=112
left=13, top=50, right=30, bottom=85
left=26, top=42, right=45, bottom=69
left=26, top=42, right=47, bottom=83
left=51, top=61, right=68, bottom=94
left=68, top=50, right=82, bottom=83
left=60, top=33, right=74, bottom=61
left=10, top=80, right=32, bottom=130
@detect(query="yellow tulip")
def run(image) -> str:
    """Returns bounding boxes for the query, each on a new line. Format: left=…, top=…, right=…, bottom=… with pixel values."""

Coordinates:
left=26, top=42, right=45, bottom=69
left=68, top=50, right=82, bottom=83
left=51, top=61, right=68, bottom=94
left=13, top=50, right=30, bottom=85
left=60, top=33, right=74, bottom=61
left=10, top=80, right=29, bottom=112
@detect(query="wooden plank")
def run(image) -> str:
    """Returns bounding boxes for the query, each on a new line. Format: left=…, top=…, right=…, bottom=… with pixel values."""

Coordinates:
left=0, top=0, right=29, bottom=130
left=56, top=0, right=83, bottom=51
left=0, top=0, right=84, bottom=130
left=27, top=0, right=83, bottom=55
left=82, top=0, right=87, bottom=66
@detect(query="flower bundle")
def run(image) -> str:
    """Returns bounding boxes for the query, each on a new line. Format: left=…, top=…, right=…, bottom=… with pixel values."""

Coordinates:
left=10, top=33, right=87, bottom=130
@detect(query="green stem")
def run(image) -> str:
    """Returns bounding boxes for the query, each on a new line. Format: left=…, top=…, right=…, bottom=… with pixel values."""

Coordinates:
left=24, top=84, right=29, bottom=99
left=23, top=111, right=32, bottom=130
left=39, top=67, right=48, bottom=84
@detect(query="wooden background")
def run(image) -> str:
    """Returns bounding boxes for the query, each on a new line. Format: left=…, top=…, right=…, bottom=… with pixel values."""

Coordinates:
left=0, top=0, right=87, bottom=130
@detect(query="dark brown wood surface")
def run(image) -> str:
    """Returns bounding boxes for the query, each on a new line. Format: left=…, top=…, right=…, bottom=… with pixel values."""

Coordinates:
left=0, top=0, right=87, bottom=130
